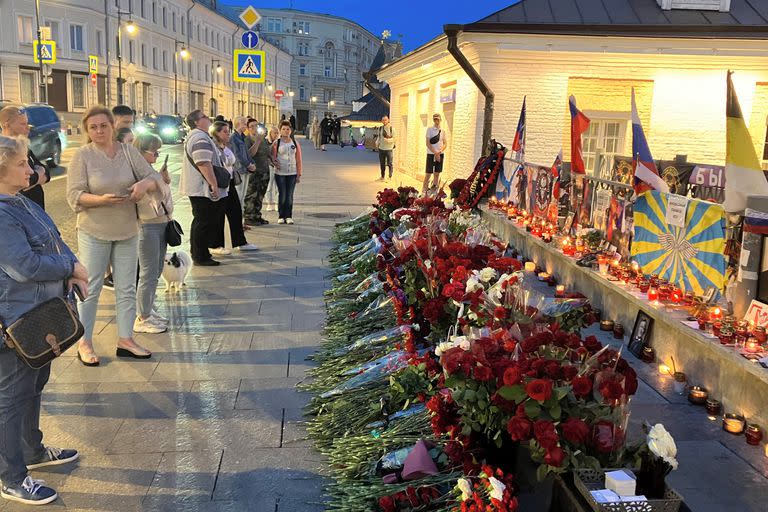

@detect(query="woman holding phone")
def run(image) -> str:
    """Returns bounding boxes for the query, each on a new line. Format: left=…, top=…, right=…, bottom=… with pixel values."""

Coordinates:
left=67, top=105, right=162, bottom=365
left=132, top=133, right=172, bottom=334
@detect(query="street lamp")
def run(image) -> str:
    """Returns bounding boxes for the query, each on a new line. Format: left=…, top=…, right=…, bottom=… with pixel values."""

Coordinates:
left=173, top=41, right=190, bottom=115
left=210, top=59, right=222, bottom=116
left=328, top=99, right=335, bottom=114
left=116, top=2, right=138, bottom=105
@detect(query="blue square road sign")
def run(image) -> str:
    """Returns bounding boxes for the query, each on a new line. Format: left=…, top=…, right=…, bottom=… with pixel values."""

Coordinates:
left=234, top=50, right=265, bottom=83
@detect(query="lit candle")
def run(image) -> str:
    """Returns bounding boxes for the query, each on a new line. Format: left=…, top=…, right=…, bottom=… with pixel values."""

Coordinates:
left=745, top=337, right=760, bottom=353
left=555, top=285, right=565, bottom=298
left=524, top=261, right=536, bottom=273
left=631, top=261, right=640, bottom=274
left=648, top=286, right=659, bottom=302
left=688, top=386, right=708, bottom=405
left=723, top=413, right=746, bottom=435
left=658, top=363, right=671, bottom=375
left=538, top=272, right=550, bottom=282
left=710, top=307, right=723, bottom=321
left=670, top=288, right=682, bottom=304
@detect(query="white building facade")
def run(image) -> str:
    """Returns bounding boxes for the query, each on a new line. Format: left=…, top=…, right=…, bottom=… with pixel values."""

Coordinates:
left=0, top=0, right=291, bottom=127
left=255, top=8, right=380, bottom=132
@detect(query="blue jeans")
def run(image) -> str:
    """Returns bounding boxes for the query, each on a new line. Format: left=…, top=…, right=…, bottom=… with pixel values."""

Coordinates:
left=275, top=174, right=297, bottom=220
left=77, top=231, right=139, bottom=340
left=137, top=223, right=167, bottom=319
left=0, top=347, right=50, bottom=485
left=264, top=168, right=277, bottom=206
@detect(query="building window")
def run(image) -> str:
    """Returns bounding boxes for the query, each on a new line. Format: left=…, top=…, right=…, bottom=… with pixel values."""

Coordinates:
left=205, top=27, right=208, bottom=46
left=181, top=15, right=185, bottom=35
left=128, top=41, right=134, bottom=63
left=299, top=63, right=306, bottom=76
left=141, top=44, right=146, bottom=67
left=267, top=17, right=282, bottom=33
left=152, top=47, right=157, bottom=69
left=299, top=86, right=306, bottom=101
left=324, top=66, right=333, bottom=78
left=162, top=7, right=167, bottom=28
left=17, top=16, right=34, bottom=44
left=47, top=21, right=60, bottom=45
left=172, top=12, right=176, bottom=32
left=162, top=50, right=167, bottom=71
left=140, top=0, right=145, bottom=18
left=20, top=70, right=37, bottom=103
left=72, top=75, right=86, bottom=108
left=197, top=24, right=200, bottom=42
left=96, top=30, right=103, bottom=56
left=204, top=64, right=209, bottom=83
left=152, top=2, right=156, bottom=23
left=581, top=119, right=627, bottom=175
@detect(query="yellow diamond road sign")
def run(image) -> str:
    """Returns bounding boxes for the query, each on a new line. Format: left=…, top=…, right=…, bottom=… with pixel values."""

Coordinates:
left=239, top=6, right=261, bottom=30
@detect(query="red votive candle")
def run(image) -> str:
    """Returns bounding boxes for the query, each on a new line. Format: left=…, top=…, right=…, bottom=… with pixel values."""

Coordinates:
left=648, top=287, right=659, bottom=302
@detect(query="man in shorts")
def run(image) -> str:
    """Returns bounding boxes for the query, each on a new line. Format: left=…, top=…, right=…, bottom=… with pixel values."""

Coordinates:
left=423, top=113, right=447, bottom=195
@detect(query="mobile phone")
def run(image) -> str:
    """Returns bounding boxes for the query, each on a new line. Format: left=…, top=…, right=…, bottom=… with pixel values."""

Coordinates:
left=71, top=284, right=86, bottom=302
left=163, top=154, right=169, bottom=167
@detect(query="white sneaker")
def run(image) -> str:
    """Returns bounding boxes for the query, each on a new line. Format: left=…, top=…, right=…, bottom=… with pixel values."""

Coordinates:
left=277, top=218, right=286, bottom=224
left=267, top=204, right=275, bottom=211
left=286, top=218, right=294, bottom=225
left=235, top=243, right=259, bottom=252
left=150, top=309, right=168, bottom=323
left=210, top=247, right=231, bottom=256
left=133, top=316, right=167, bottom=334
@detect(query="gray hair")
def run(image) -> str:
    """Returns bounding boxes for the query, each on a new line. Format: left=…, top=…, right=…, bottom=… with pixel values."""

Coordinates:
left=0, top=135, right=28, bottom=174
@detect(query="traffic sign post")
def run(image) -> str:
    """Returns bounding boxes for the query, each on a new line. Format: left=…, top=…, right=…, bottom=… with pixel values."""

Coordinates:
left=90, top=74, right=98, bottom=87
left=241, top=31, right=259, bottom=49
left=233, top=49, right=265, bottom=83
left=89, top=55, right=98, bottom=74
left=274, top=90, right=285, bottom=101
left=33, top=40, right=56, bottom=64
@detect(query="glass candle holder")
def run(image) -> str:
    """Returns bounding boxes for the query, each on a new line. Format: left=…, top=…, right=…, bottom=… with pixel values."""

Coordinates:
left=745, top=337, right=760, bottom=353
left=673, top=372, right=687, bottom=395
left=746, top=424, right=763, bottom=446
left=723, top=413, right=746, bottom=435
left=613, top=323, right=625, bottom=340
left=710, top=306, right=723, bottom=322
left=712, top=321, right=723, bottom=338
left=524, top=262, right=536, bottom=273
left=650, top=274, right=660, bottom=287
left=547, top=275, right=557, bottom=287
left=555, top=285, right=565, bottom=298
left=641, top=346, right=655, bottom=363
left=648, top=287, right=659, bottom=302
left=718, top=326, right=735, bottom=345
left=754, top=326, right=767, bottom=344
left=600, top=320, right=615, bottom=332
left=705, top=398, right=722, bottom=416
left=697, top=315, right=708, bottom=331
left=598, top=255, right=609, bottom=276
left=687, top=386, right=708, bottom=405
left=639, top=279, right=650, bottom=293
left=670, top=287, right=683, bottom=304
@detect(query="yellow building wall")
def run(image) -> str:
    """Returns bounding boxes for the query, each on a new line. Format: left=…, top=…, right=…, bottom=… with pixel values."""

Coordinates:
left=748, top=83, right=768, bottom=162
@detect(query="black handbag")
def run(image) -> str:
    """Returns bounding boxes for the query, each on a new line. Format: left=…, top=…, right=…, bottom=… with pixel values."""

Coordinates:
left=1, top=293, right=84, bottom=369
left=429, top=129, right=441, bottom=145
left=165, top=217, right=184, bottom=247
left=185, top=144, right=231, bottom=188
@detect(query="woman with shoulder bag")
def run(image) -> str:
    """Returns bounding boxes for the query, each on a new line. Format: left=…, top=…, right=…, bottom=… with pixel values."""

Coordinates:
left=209, top=122, right=257, bottom=255
left=66, top=105, right=162, bottom=365
left=132, top=133, right=175, bottom=334
left=0, top=135, right=86, bottom=505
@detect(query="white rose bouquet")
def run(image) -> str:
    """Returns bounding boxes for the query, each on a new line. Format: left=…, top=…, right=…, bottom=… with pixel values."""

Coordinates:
left=636, top=422, right=678, bottom=499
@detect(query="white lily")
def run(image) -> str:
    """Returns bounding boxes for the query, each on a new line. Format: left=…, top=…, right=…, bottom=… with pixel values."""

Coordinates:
left=488, top=476, right=506, bottom=501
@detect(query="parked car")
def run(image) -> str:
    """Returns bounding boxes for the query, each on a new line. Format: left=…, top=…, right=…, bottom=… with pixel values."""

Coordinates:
left=24, top=104, right=62, bottom=168
left=136, top=114, right=187, bottom=144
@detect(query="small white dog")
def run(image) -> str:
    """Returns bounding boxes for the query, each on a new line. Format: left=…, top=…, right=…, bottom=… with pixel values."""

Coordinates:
left=162, top=251, right=191, bottom=292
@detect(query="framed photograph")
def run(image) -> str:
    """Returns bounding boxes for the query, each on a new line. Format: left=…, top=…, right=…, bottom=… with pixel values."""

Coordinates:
left=702, top=287, right=717, bottom=304
left=628, top=310, right=654, bottom=357
left=562, top=212, right=575, bottom=235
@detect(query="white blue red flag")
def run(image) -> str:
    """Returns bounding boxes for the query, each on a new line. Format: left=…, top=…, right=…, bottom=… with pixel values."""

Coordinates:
left=631, top=88, right=669, bottom=195
left=569, top=95, right=589, bottom=174
left=512, top=96, right=526, bottom=159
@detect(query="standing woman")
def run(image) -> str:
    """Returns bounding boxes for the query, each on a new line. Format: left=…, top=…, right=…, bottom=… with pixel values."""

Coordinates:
left=0, top=106, right=50, bottom=210
left=271, top=120, right=302, bottom=225
left=67, top=106, right=161, bottom=365
left=263, top=126, right=279, bottom=211
left=209, top=121, right=257, bottom=254
left=133, top=133, right=172, bottom=334
left=0, top=135, right=85, bottom=505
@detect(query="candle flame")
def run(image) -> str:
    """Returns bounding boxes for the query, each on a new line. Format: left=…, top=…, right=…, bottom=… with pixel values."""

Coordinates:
left=658, top=363, right=671, bottom=375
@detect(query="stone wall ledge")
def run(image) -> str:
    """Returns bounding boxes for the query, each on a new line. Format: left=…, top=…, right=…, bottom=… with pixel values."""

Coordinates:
left=482, top=208, right=768, bottom=428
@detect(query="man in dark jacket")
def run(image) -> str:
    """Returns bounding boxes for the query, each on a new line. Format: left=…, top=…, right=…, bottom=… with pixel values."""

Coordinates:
left=243, top=118, right=271, bottom=225
left=320, top=114, right=331, bottom=150
left=0, top=106, right=49, bottom=209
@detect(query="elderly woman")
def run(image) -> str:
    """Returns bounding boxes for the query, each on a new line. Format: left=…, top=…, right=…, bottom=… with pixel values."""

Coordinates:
left=67, top=105, right=161, bottom=365
left=0, top=135, right=85, bottom=505
left=132, top=133, right=172, bottom=334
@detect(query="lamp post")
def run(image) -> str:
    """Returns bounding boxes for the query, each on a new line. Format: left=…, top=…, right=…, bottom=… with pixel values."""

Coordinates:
left=116, top=1, right=137, bottom=105
left=173, top=41, right=190, bottom=115
left=310, top=95, right=317, bottom=121
left=210, top=59, right=222, bottom=116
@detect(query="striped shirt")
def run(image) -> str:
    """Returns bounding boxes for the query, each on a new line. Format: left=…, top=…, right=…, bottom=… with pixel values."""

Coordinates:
left=179, top=128, right=228, bottom=200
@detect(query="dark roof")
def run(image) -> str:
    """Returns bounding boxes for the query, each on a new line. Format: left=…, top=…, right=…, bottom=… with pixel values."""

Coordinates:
left=369, top=45, right=388, bottom=73
left=464, top=0, right=768, bottom=38
left=341, top=86, right=390, bottom=122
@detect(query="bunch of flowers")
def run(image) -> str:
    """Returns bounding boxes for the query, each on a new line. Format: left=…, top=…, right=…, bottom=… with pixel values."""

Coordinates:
left=454, top=465, right=518, bottom=512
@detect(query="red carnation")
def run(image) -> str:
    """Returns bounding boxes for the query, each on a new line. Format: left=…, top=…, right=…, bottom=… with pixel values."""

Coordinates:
left=562, top=365, right=578, bottom=381
left=623, top=367, right=639, bottom=396
left=544, top=446, right=566, bottom=467
left=378, top=495, right=396, bottom=512
left=507, top=416, right=533, bottom=441
left=493, top=306, right=508, bottom=320
left=525, top=379, right=553, bottom=402
left=571, top=376, right=592, bottom=398
left=503, top=367, right=523, bottom=386
left=561, top=417, right=590, bottom=445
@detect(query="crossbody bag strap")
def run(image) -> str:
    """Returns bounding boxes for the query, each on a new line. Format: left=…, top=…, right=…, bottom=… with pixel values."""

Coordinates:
left=185, top=139, right=217, bottom=188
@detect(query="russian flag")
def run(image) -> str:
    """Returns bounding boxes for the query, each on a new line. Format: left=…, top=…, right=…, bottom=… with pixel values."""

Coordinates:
left=569, top=95, right=590, bottom=174
left=512, top=96, right=526, bottom=158
left=631, top=88, right=669, bottom=195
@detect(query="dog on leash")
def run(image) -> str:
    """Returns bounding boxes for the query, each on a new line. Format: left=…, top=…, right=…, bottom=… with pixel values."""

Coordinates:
left=162, top=251, right=191, bottom=292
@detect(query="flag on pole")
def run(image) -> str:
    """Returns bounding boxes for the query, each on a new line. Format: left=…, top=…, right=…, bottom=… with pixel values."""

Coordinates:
left=512, top=96, right=526, bottom=159
left=631, top=88, right=669, bottom=196
left=569, top=95, right=590, bottom=174
left=723, top=71, right=768, bottom=213
left=551, top=149, right=563, bottom=200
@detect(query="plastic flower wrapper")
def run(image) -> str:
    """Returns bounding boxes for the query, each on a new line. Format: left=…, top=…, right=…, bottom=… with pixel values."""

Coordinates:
left=635, top=422, right=678, bottom=499
left=321, top=350, right=419, bottom=398
left=354, top=295, right=393, bottom=321
left=646, top=423, right=678, bottom=470
left=365, top=403, right=427, bottom=429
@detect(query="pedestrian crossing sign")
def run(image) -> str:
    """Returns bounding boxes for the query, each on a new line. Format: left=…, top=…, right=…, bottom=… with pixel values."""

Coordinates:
left=233, top=49, right=265, bottom=83
left=33, top=40, right=56, bottom=64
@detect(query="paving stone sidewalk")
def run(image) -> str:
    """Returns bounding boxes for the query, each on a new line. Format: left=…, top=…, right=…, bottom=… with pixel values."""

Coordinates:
left=0, top=141, right=418, bottom=512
